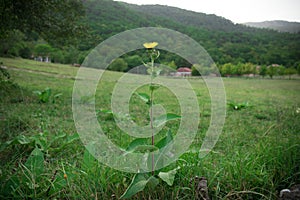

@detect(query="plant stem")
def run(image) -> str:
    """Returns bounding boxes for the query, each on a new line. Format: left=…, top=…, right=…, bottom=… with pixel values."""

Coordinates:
left=150, top=54, right=155, bottom=175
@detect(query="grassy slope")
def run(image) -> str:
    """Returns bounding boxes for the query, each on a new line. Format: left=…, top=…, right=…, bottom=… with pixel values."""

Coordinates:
left=1, top=58, right=300, bottom=199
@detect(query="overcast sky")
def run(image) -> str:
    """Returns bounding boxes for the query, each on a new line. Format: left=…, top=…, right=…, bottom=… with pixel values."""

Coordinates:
left=115, top=0, right=300, bottom=23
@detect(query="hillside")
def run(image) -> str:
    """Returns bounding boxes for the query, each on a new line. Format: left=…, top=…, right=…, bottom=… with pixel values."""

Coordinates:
left=1, top=0, right=299, bottom=68
left=83, top=0, right=300, bottom=67
left=122, top=3, right=237, bottom=32
left=244, top=20, right=300, bottom=33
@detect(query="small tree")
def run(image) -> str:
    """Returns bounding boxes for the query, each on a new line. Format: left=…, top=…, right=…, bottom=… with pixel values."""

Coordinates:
left=259, top=65, right=267, bottom=78
left=267, top=66, right=277, bottom=79
left=220, top=63, right=234, bottom=77
left=191, top=65, right=200, bottom=76
left=285, top=68, right=297, bottom=79
left=34, top=44, right=53, bottom=61
left=277, top=65, right=285, bottom=78
left=108, top=58, right=128, bottom=72
left=168, top=60, right=177, bottom=70
left=125, top=55, right=143, bottom=70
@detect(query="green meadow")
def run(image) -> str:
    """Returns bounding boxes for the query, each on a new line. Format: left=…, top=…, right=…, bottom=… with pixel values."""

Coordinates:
left=1, top=57, right=299, bottom=199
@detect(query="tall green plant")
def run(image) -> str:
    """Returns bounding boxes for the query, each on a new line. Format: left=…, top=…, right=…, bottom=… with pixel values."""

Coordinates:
left=120, top=42, right=181, bottom=199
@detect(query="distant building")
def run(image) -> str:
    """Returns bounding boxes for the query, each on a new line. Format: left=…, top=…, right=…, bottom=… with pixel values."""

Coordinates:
left=33, top=55, right=51, bottom=63
left=176, top=67, right=192, bottom=77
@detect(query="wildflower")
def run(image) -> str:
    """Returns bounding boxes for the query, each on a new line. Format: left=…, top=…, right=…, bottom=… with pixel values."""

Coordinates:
left=63, top=173, right=67, bottom=179
left=143, top=42, right=158, bottom=49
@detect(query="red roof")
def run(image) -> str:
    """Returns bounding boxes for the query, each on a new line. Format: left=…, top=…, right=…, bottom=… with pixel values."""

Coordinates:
left=177, top=67, right=191, bottom=72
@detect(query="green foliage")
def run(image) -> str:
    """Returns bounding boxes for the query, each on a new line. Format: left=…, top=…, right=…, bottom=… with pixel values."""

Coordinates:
left=155, top=130, right=173, bottom=149
left=34, top=88, right=62, bottom=103
left=191, top=65, right=201, bottom=76
left=24, top=147, right=45, bottom=181
left=285, top=68, right=297, bottom=79
left=153, top=113, right=181, bottom=127
left=267, top=65, right=277, bottom=79
left=124, top=55, right=143, bottom=70
left=119, top=46, right=182, bottom=198
left=34, top=44, right=53, bottom=57
left=0, top=131, right=79, bottom=154
left=220, top=63, right=234, bottom=76
left=108, top=58, right=128, bottom=72
left=192, top=64, right=216, bottom=76
left=0, top=30, right=26, bottom=57
left=136, top=92, right=151, bottom=105
left=165, top=60, right=177, bottom=70
left=259, top=65, right=267, bottom=77
left=0, top=0, right=87, bottom=46
left=0, top=67, right=10, bottom=81
left=120, top=3, right=300, bottom=66
left=120, top=174, right=159, bottom=199
left=158, top=167, right=179, bottom=186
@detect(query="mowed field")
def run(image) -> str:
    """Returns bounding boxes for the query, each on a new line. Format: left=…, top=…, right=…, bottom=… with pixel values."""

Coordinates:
left=1, top=57, right=299, bottom=199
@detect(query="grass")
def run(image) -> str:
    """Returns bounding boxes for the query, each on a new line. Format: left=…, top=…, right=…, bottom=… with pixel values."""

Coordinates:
left=1, top=57, right=300, bottom=199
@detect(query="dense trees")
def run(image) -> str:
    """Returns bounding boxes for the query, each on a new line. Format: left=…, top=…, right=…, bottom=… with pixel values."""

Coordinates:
left=0, top=0, right=88, bottom=63
left=216, top=63, right=298, bottom=78
left=0, top=0, right=86, bottom=46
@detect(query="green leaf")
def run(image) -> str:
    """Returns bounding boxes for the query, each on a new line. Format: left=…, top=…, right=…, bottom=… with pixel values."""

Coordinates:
left=149, top=84, right=160, bottom=91
left=0, top=135, right=32, bottom=152
left=153, top=113, right=181, bottom=127
left=53, top=93, right=62, bottom=99
left=52, top=133, right=80, bottom=152
left=147, top=176, right=159, bottom=189
left=52, top=93, right=62, bottom=103
left=24, top=147, right=44, bottom=179
left=83, top=144, right=96, bottom=171
left=34, top=88, right=52, bottom=103
left=136, top=92, right=150, bottom=104
left=126, top=138, right=149, bottom=152
left=155, top=130, right=173, bottom=149
left=16, top=135, right=31, bottom=145
left=41, top=88, right=51, bottom=103
left=33, top=91, right=42, bottom=95
left=48, top=132, right=66, bottom=148
left=99, top=109, right=113, bottom=114
left=120, top=174, right=148, bottom=199
left=131, top=145, right=158, bottom=153
left=66, top=133, right=80, bottom=143
left=158, top=167, right=179, bottom=186
left=120, top=174, right=159, bottom=199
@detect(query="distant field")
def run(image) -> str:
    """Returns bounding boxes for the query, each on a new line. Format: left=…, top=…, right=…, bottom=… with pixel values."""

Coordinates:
left=1, top=57, right=299, bottom=199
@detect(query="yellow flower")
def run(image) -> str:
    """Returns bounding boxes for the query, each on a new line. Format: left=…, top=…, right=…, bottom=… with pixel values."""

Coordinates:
left=64, top=173, right=67, bottom=179
left=143, top=42, right=158, bottom=49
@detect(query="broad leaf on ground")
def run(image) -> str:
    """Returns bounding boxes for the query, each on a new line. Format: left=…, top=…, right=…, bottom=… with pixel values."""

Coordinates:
left=120, top=173, right=159, bottom=199
left=158, top=167, right=179, bottom=186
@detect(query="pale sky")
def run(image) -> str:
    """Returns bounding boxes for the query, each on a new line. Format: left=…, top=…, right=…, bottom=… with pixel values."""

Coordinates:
left=115, top=0, right=300, bottom=23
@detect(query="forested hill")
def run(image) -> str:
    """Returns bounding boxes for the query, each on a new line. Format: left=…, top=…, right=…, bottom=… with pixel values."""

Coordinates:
left=83, top=0, right=300, bottom=67
left=244, top=20, right=300, bottom=33
left=122, top=3, right=244, bottom=32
